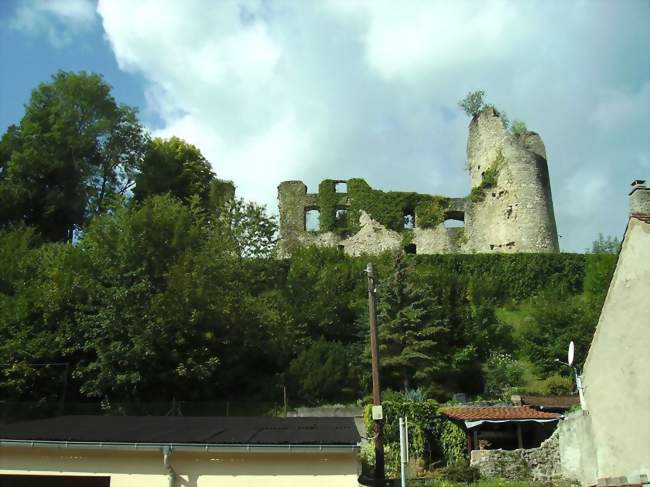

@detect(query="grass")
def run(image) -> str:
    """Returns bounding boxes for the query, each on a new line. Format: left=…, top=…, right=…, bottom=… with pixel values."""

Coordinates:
left=406, top=481, right=569, bottom=487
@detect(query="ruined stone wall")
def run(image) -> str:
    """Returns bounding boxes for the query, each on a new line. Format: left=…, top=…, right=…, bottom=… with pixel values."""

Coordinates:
left=470, top=430, right=561, bottom=482
left=276, top=108, right=559, bottom=257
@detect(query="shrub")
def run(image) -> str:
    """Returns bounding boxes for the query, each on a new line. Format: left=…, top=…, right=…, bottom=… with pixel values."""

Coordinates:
left=459, top=90, right=486, bottom=117
left=511, top=120, right=528, bottom=137
left=437, top=461, right=480, bottom=482
left=483, top=352, right=525, bottom=400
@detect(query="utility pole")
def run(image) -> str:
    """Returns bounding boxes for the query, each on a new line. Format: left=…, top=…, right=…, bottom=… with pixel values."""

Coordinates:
left=366, top=263, right=385, bottom=485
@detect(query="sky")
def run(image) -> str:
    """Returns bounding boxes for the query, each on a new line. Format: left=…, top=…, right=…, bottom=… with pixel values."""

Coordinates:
left=1, top=0, right=648, bottom=252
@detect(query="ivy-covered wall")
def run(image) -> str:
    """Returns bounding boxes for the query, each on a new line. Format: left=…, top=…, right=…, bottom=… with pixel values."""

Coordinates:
left=314, top=178, right=451, bottom=236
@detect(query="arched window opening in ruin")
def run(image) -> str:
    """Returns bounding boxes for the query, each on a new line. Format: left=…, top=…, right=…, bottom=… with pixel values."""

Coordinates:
left=404, top=208, right=415, bottom=229
left=305, top=208, right=320, bottom=232
left=335, top=182, right=347, bottom=193
left=444, top=210, right=465, bottom=228
left=404, top=243, right=417, bottom=254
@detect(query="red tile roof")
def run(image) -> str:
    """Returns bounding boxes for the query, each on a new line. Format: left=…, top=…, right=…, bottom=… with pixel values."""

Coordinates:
left=520, top=395, right=579, bottom=408
left=441, top=406, right=560, bottom=421
left=630, top=213, right=650, bottom=224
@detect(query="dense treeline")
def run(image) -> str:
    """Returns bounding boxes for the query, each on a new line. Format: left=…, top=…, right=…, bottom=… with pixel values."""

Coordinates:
left=0, top=71, right=617, bottom=417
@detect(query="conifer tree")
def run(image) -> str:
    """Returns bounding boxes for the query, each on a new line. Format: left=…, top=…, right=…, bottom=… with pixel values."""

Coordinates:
left=377, top=253, right=449, bottom=392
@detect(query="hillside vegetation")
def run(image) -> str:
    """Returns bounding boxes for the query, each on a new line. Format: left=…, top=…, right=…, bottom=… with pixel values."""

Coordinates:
left=0, top=71, right=616, bottom=418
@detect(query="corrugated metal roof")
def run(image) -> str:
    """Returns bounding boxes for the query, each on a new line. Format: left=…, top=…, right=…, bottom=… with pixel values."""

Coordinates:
left=0, top=415, right=360, bottom=446
left=441, top=406, right=560, bottom=421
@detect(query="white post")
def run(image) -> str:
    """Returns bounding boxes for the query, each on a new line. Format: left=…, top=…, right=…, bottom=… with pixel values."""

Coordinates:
left=576, top=370, right=587, bottom=410
left=399, top=417, right=407, bottom=487
left=405, top=416, right=409, bottom=463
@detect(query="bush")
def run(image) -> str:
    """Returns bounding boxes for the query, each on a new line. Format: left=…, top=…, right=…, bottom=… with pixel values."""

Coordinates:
left=483, top=352, right=525, bottom=400
left=511, top=120, right=527, bottom=137
left=436, top=461, right=480, bottom=483
left=459, top=90, right=486, bottom=117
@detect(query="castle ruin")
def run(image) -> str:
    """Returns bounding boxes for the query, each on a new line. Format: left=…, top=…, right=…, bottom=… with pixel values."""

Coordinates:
left=278, top=108, right=559, bottom=256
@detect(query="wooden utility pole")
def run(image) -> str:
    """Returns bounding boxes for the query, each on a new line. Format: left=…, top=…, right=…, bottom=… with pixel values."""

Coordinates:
left=366, top=263, right=385, bottom=484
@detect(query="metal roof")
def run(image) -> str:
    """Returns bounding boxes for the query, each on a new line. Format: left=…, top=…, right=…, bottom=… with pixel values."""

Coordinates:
left=0, top=415, right=360, bottom=448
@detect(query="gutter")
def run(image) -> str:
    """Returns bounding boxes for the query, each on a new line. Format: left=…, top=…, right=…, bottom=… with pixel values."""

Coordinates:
left=0, top=438, right=359, bottom=454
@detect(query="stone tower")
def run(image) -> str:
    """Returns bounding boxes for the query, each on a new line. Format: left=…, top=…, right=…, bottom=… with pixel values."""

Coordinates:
left=464, top=107, right=559, bottom=253
left=276, top=107, right=560, bottom=256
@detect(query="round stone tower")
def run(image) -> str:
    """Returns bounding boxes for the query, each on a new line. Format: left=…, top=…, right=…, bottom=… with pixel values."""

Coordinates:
left=464, top=108, right=559, bottom=253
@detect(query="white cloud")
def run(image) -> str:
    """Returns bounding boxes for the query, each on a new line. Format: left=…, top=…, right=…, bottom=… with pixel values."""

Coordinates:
left=10, top=0, right=96, bottom=47
left=97, top=0, right=649, bottom=251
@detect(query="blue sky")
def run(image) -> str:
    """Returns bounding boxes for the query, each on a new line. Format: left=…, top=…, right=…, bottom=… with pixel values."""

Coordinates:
left=0, top=0, right=158, bottom=131
left=1, top=0, right=649, bottom=252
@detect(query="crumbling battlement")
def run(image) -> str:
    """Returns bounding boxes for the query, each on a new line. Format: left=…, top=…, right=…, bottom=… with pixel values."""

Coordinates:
left=278, top=108, right=559, bottom=256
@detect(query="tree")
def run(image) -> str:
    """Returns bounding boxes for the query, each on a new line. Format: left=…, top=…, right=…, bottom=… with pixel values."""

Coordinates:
left=225, top=198, right=277, bottom=259
left=288, top=338, right=357, bottom=405
left=482, top=352, right=525, bottom=400
left=377, top=253, right=450, bottom=392
left=588, top=233, right=620, bottom=254
left=458, top=90, right=486, bottom=117
left=134, top=137, right=217, bottom=210
left=0, top=71, right=147, bottom=241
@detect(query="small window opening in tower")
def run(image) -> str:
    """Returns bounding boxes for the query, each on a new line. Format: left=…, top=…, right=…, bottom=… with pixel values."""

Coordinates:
left=443, top=210, right=465, bottom=228
left=305, top=208, right=320, bottom=232
left=335, top=182, right=347, bottom=193
left=403, top=208, right=415, bottom=229
left=404, top=243, right=417, bottom=254
left=335, top=207, right=348, bottom=225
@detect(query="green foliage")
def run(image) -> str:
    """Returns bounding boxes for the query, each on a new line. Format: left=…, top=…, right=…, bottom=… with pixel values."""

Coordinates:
left=437, top=461, right=481, bottom=483
left=134, top=137, right=221, bottom=212
left=519, top=287, right=602, bottom=375
left=0, top=70, right=147, bottom=241
left=470, top=147, right=505, bottom=201
left=317, top=179, right=339, bottom=232
left=587, top=233, right=621, bottom=254
left=364, top=398, right=440, bottom=475
left=511, top=120, right=528, bottom=137
left=378, top=254, right=453, bottom=392
left=287, top=338, right=357, bottom=405
left=470, top=186, right=486, bottom=203
left=583, top=254, right=617, bottom=296
left=483, top=352, right=525, bottom=400
left=363, top=397, right=468, bottom=476
left=459, top=90, right=486, bottom=117
left=347, top=178, right=449, bottom=232
left=435, top=421, right=467, bottom=466
left=523, top=374, right=575, bottom=395
left=416, top=196, right=451, bottom=229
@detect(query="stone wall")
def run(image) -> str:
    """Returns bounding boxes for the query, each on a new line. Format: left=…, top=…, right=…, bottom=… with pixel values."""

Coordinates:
left=277, top=108, right=559, bottom=257
left=470, top=430, right=561, bottom=482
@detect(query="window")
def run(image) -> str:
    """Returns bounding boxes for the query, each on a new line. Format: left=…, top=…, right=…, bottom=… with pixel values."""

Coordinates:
left=335, top=182, right=347, bottom=193
left=403, top=208, right=415, bottom=229
left=443, top=210, right=465, bottom=228
left=305, top=208, right=320, bottom=231
left=404, top=243, right=417, bottom=254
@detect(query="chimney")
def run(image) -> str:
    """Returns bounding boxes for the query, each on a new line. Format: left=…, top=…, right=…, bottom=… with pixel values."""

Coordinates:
left=629, top=179, right=650, bottom=215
